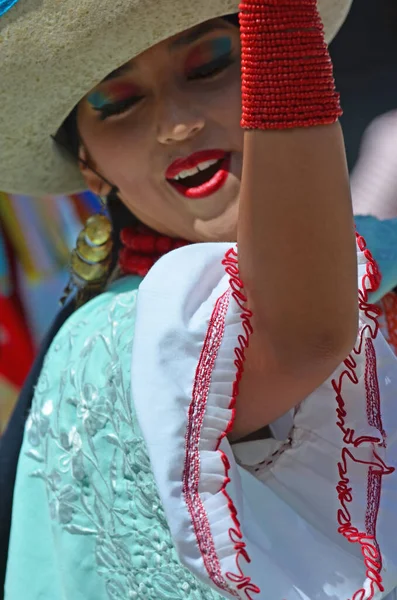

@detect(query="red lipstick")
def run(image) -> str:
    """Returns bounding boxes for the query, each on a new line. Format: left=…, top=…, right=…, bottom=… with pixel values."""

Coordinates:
left=166, top=150, right=230, bottom=200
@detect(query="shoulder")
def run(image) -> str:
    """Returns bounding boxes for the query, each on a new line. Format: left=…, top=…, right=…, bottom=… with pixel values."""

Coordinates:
left=45, top=277, right=139, bottom=364
left=27, top=276, right=140, bottom=477
left=23, top=276, right=140, bottom=517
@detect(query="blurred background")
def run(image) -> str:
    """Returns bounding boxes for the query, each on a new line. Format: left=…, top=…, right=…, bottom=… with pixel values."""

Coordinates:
left=1, top=0, right=397, bottom=432
left=0, top=193, right=103, bottom=431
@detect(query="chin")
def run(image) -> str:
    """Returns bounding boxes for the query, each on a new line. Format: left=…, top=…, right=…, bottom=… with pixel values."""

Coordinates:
left=193, top=203, right=238, bottom=243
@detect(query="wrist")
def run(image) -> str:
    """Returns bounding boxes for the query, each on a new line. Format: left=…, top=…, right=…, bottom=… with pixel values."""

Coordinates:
left=239, top=0, right=342, bottom=130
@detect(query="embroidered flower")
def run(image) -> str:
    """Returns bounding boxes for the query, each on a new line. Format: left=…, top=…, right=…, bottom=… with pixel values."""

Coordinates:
left=106, top=360, right=122, bottom=388
left=26, top=402, right=51, bottom=447
left=59, top=426, right=85, bottom=481
left=68, top=383, right=111, bottom=437
left=49, top=484, right=79, bottom=525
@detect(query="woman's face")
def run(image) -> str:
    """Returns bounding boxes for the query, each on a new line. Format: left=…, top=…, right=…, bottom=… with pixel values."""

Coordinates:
left=77, top=18, right=243, bottom=242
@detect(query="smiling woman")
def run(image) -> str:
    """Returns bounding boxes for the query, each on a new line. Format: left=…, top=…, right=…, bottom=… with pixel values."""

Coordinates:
left=2, top=0, right=397, bottom=599
left=73, top=18, right=243, bottom=243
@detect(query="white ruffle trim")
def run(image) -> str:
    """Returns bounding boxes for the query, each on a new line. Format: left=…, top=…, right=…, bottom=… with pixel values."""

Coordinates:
left=132, top=240, right=397, bottom=600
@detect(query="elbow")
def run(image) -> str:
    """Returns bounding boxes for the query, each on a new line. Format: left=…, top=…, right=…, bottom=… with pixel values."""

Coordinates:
left=311, top=319, right=358, bottom=366
left=270, top=306, right=359, bottom=378
left=295, top=308, right=359, bottom=375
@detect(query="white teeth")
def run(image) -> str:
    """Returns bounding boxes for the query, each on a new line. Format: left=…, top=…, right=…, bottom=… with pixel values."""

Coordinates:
left=173, top=159, right=219, bottom=181
left=198, top=159, right=218, bottom=171
left=174, top=167, right=199, bottom=181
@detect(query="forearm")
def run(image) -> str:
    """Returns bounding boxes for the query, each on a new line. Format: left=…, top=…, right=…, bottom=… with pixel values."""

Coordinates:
left=237, top=0, right=358, bottom=366
left=239, top=125, right=357, bottom=365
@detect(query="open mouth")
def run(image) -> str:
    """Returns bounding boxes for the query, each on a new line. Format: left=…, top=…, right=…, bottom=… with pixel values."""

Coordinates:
left=166, top=150, right=231, bottom=199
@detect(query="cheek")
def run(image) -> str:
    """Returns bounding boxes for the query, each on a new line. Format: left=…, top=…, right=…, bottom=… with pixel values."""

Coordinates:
left=223, top=83, right=243, bottom=147
left=80, top=117, right=152, bottom=185
left=202, top=71, right=242, bottom=148
left=97, top=128, right=161, bottom=207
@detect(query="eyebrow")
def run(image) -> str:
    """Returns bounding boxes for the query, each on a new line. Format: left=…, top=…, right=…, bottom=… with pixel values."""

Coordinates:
left=103, top=22, right=228, bottom=82
left=169, top=21, right=230, bottom=49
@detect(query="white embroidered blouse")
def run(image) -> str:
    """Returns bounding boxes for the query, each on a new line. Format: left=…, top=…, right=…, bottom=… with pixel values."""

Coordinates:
left=133, top=235, right=397, bottom=600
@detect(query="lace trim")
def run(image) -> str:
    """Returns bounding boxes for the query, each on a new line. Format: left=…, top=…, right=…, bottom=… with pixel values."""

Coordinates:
left=333, top=232, right=395, bottom=600
left=183, top=247, right=260, bottom=599
left=221, top=248, right=259, bottom=599
left=220, top=248, right=253, bottom=442
left=365, top=338, right=386, bottom=444
left=182, top=289, right=236, bottom=597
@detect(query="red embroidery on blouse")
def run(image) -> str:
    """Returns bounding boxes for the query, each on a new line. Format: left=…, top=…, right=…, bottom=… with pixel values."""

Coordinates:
left=182, top=289, right=241, bottom=598
left=333, top=233, right=395, bottom=600
left=221, top=247, right=260, bottom=599
left=365, top=468, right=383, bottom=570
left=183, top=246, right=260, bottom=600
left=365, top=338, right=386, bottom=445
left=252, top=435, right=293, bottom=472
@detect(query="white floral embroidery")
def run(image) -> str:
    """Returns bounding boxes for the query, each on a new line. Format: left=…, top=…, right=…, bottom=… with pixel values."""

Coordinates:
left=25, top=286, right=221, bottom=600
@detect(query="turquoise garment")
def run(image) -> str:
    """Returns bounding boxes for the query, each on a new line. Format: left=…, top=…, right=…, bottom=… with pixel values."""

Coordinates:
left=355, top=215, right=397, bottom=303
left=5, top=277, right=221, bottom=600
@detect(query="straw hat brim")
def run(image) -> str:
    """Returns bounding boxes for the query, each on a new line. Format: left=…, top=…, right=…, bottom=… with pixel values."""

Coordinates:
left=0, top=0, right=353, bottom=196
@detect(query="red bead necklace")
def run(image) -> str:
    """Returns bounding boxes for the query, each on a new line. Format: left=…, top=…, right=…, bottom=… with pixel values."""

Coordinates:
left=118, top=224, right=190, bottom=277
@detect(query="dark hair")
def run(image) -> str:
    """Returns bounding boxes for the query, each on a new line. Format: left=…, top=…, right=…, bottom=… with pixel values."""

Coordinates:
left=54, top=106, right=139, bottom=301
left=223, top=14, right=239, bottom=27
left=58, top=105, right=139, bottom=258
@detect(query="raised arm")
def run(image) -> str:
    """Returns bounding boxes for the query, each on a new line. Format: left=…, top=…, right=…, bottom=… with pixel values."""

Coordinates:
left=234, top=0, right=358, bottom=438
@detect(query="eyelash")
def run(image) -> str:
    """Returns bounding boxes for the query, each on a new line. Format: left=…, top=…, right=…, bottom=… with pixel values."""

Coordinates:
left=97, top=51, right=235, bottom=120
left=187, top=51, right=235, bottom=81
left=97, top=96, right=144, bottom=120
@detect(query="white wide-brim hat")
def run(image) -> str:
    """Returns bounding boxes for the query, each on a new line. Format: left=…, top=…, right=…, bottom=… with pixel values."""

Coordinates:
left=0, top=0, right=353, bottom=196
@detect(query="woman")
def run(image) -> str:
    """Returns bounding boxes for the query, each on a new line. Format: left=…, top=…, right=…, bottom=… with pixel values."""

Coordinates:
left=1, top=0, right=397, bottom=598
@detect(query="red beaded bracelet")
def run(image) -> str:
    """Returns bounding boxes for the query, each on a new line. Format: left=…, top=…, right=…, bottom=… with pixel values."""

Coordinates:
left=239, top=0, right=342, bottom=130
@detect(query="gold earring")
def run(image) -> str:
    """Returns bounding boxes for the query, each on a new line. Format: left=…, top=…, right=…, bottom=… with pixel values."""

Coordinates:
left=60, top=196, right=113, bottom=306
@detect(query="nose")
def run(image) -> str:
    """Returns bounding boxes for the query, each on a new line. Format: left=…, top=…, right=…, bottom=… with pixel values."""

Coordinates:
left=156, top=91, right=205, bottom=145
